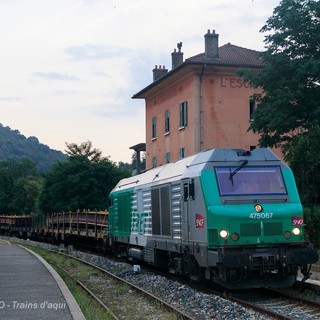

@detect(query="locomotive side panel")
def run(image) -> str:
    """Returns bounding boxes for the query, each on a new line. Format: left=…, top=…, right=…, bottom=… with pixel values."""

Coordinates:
left=144, top=182, right=185, bottom=254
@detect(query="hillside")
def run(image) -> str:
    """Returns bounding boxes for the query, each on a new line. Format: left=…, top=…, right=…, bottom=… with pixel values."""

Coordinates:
left=0, top=124, right=66, bottom=171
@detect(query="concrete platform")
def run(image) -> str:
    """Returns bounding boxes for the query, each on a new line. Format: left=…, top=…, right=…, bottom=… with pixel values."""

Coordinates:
left=0, top=239, right=85, bottom=320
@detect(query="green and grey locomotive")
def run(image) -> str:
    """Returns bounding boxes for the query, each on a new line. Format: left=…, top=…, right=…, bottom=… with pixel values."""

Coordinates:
left=108, top=148, right=318, bottom=289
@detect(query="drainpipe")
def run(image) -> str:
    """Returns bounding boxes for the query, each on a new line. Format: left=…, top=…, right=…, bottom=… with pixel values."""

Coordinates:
left=199, top=64, right=206, bottom=152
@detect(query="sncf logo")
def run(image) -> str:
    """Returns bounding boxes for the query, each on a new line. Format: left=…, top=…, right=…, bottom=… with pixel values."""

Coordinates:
left=196, top=213, right=205, bottom=228
left=292, top=216, right=304, bottom=226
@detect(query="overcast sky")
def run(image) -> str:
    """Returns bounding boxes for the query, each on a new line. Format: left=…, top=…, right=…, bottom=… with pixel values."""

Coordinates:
left=0, top=0, right=280, bottom=163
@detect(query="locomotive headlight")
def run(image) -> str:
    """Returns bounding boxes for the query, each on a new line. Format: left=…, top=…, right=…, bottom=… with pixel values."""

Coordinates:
left=219, top=229, right=229, bottom=239
left=292, top=227, right=301, bottom=236
left=254, top=204, right=263, bottom=212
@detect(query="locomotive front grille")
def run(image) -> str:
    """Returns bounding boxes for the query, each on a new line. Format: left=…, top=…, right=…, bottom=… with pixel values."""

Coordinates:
left=264, top=222, right=283, bottom=236
left=240, top=223, right=260, bottom=236
left=240, top=222, right=283, bottom=237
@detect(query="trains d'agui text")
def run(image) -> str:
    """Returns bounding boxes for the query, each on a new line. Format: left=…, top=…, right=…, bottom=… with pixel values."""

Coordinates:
left=1, top=148, right=318, bottom=289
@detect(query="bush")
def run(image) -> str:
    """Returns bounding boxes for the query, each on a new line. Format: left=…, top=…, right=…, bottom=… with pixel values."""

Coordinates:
left=304, top=206, right=320, bottom=248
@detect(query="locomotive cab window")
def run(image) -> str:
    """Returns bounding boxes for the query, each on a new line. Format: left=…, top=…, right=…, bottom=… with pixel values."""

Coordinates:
left=215, top=166, right=287, bottom=196
left=183, top=179, right=195, bottom=201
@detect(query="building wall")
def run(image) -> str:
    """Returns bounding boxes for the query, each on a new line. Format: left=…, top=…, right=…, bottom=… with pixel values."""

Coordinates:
left=202, top=70, right=261, bottom=151
left=146, top=75, right=198, bottom=168
left=145, top=67, right=263, bottom=169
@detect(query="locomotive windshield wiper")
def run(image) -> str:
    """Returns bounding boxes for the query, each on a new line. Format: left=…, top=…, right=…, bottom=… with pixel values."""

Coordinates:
left=229, top=160, right=248, bottom=186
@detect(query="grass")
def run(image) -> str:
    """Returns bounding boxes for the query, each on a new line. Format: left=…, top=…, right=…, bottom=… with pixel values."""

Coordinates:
left=22, top=245, right=114, bottom=320
left=114, top=283, right=130, bottom=295
left=58, top=268, right=113, bottom=320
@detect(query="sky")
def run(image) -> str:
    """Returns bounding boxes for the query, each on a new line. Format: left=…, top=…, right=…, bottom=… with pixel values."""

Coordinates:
left=0, top=0, right=281, bottom=164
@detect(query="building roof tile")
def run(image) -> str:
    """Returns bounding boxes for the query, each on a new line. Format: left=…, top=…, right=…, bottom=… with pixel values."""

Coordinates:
left=132, top=42, right=265, bottom=99
left=186, top=43, right=265, bottom=68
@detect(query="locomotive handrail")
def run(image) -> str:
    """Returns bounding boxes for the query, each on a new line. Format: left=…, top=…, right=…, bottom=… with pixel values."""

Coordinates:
left=117, top=180, right=139, bottom=188
left=221, top=198, right=288, bottom=204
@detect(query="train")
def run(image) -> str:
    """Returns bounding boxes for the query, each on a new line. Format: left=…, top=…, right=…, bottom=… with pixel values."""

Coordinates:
left=0, top=215, right=33, bottom=237
left=1, top=148, right=318, bottom=289
left=46, top=210, right=108, bottom=246
left=108, top=148, right=318, bottom=289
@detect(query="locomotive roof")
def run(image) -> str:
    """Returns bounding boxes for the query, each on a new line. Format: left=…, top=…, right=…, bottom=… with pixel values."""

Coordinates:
left=111, top=148, right=282, bottom=192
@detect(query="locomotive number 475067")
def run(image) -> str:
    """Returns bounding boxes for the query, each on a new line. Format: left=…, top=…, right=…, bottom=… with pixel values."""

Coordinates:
left=249, top=212, right=273, bottom=219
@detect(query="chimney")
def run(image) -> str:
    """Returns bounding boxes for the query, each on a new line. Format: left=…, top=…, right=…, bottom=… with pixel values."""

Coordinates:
left=171, top=42, right=183, bottom=69
left=204, top=29, right=219, bottom=59
left=152, top=65, right=168, bottom=82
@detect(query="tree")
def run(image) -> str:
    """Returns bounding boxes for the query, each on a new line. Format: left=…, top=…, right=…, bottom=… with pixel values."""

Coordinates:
left=284, top=126, right=320, bottom=204
left=0, top=158, right=42, bottom=214
left=65, top=141, right=102, bottom=163
left=240, top=0, right=320, bottom=148
left=39, top=142, right=131, bottom=213
left=131, top=151, right=146, bottom=173
left=11, top=177, right=43, bottom=214
left=239, top=0, right=320, bottom=205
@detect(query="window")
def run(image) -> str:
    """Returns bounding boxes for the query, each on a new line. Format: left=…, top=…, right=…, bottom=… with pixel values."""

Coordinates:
left=183, top=179, right=195, bottom=201
left=215, top=166, right=287, bottom=196
left=179, top=101, right=188, bottom=128
left=164, top=110, right=170, bottom=134
left=165, top=152, right=170, bottom=163
left=152, top=117, right=157, bottom=139
left=179, top=147, right=185, bottom=159
left=152, top=157, right=157, bottom=168
left=249, top=98, right=255, bottom=121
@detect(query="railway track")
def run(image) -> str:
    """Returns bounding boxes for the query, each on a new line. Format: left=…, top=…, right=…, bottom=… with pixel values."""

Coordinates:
left=159, top=264, right=320, bottom=319
left=157, top=263, right=320, bottom=319
left=6, top=237, right=320, bottom=320
left=62, top=247, right=320, bottom=320
left=225, top=287, right=320, bottom=319
left=56, top=266, right=120, bottom=320
left=29, top=246, right=196, bottom=320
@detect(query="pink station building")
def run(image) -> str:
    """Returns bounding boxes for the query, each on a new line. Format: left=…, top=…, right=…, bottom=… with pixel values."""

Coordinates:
left=132, top=30, right=269, bottom=170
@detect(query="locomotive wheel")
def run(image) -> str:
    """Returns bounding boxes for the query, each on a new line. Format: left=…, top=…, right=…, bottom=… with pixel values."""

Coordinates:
left=189, top=257, right=203, bottom=282
left=228, top=268, right=244, bottom=282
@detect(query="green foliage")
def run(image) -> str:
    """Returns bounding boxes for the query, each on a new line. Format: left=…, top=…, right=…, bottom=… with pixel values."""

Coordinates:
left=0, top=158, right=43, bottom=214
left=304, top=206, right=320, bottom=248
left=39, top=141, right=131, bottom=213
left=0, top=124, right=66, bottom=171
left=65, top=141, right=102, bottom=163
left=0, top=139, right=133, bottom=216
left=239, top=0, right=320, bottom=148
left=283, top=126, right=320, bottom=204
